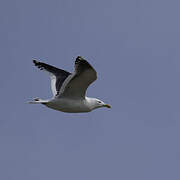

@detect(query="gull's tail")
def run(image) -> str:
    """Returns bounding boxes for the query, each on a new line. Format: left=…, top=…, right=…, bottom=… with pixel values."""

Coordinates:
left=28, top=98, right=48, bottom=104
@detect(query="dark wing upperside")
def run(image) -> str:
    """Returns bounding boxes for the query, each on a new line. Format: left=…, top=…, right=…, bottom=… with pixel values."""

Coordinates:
left=58, top=56, right=97, bottom=99
left=33, top=60, right=71, bottom=96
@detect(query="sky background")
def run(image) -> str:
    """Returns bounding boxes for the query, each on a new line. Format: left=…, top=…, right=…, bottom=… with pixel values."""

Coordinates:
left=1, top=0, right=180, bottom=179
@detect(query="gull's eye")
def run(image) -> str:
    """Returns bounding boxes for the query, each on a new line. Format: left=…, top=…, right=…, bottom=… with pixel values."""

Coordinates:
left=98, top=101, right=101, bottom=104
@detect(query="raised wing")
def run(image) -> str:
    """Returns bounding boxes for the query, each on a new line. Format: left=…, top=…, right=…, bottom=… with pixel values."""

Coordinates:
left=58, top=56, right=97, bottom=99
left=33, top=60, right=71, bottom=96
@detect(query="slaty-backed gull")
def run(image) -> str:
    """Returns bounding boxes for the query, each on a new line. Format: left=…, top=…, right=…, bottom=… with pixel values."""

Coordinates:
left=29, top=56, right=111, bottom=113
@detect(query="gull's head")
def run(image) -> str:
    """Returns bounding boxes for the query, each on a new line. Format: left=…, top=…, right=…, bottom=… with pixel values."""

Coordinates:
left=87, top=98, right=111, bottom=110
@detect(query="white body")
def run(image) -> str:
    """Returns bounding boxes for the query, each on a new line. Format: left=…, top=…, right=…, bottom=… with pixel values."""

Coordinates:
left=45, top=97, right=92, bottom=113
left=29, top=97, right=107, bottom=113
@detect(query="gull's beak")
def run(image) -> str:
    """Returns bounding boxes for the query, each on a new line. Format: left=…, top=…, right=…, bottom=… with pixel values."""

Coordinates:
left=104, top=104, right=111, bottom=108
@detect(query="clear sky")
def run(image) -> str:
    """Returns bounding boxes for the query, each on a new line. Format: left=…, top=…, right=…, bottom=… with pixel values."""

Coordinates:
left=1, top=0, right=180, bottom=179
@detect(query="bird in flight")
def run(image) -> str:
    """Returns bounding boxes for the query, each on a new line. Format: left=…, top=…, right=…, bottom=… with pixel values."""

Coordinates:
left=29, top=56, right=111, bottom=113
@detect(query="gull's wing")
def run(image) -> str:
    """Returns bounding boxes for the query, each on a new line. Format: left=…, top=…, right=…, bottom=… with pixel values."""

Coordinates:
left=57, top=56, right=97, bottom=99
left=33, top=60, right=71, bottom=96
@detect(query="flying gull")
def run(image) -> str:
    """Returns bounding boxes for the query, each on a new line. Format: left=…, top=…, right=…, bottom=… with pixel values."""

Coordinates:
left=29, top=56, right=111, bottom=113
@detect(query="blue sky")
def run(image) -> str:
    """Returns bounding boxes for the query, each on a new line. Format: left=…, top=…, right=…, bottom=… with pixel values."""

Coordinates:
left=0, top=0, right=180, bottom=179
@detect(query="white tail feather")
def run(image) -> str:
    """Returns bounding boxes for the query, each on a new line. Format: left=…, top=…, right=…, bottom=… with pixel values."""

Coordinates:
left=28, top=98, right=48, bottom=104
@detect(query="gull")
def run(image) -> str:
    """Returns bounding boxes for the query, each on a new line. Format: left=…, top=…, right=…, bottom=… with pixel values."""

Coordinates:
left=29, top=56, right=111, bottom=113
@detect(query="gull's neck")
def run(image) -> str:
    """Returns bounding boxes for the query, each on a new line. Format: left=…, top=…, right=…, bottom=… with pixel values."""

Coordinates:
left=85, top=97, right=97, bottom=110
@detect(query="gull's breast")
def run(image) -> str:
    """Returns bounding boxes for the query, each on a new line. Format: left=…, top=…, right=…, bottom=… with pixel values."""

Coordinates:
left=45, top=98, right=91, bottom=113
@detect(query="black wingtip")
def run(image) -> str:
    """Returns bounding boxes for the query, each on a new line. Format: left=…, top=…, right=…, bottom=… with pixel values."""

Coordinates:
left=33, top=59, right=38, bottom=65
left=75, top=56, right=85, bottom=65
left=76, top=56, right=84, bottom=61
left=32, top=60, right=44, bottom=70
